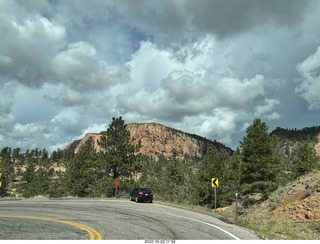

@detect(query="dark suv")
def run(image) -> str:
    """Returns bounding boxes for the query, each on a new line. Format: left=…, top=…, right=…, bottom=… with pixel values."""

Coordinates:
left=130, top=187, right=154, bottom=203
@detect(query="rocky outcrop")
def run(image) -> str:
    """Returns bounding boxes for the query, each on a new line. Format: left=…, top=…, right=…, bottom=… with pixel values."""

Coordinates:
left=276, top=171, right=320, bottom=223
left=64, top=123, right=233, bottom=160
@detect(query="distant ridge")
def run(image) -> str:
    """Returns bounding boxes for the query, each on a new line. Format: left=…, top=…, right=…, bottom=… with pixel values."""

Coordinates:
left=64, top=122, right=233, bottom=160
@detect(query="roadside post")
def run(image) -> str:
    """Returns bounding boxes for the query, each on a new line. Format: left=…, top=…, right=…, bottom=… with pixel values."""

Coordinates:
left=235, top=193, right=238, bottom=220
left=211, top=178, right=219, bottom=212
left=0, top=173, right=2, bottom=188
left=114, top=181, right=119, bottom=198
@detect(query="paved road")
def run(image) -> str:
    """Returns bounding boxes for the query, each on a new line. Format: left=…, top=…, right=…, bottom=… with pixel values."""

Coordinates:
left=0, top=199, right=259, bottom=240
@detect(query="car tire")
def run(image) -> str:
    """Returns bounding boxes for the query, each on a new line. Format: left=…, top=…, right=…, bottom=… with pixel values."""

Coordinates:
left=149, top=199, right=153, bottom=203
left=129, top=195, right=132, bottom=201
left=135, top=196, right=139, bottom=203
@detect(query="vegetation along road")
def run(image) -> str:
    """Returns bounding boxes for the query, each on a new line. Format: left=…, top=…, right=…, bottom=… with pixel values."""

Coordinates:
left=0, top=199, right=259, bottom=240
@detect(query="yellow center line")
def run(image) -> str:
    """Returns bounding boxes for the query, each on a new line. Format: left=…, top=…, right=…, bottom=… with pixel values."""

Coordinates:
left=0, top=215, right=102, bottom=240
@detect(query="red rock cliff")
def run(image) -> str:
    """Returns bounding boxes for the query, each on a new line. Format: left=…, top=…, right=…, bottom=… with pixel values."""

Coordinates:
left=64, top=123, right=233, bottom=160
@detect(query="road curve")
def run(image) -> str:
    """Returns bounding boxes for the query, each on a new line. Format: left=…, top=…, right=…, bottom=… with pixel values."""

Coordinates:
left=0, top=199, right=258, bottom=240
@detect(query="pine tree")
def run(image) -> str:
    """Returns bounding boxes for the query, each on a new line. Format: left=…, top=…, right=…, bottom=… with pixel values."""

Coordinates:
left=293, top=142, right=319, bottom=178
left=166, top=148, right=184, bottom=202
left=222, top=148, right=242, bottom=205
left=65, top=136, right=99, bottom=197
left=195, top=146, right=225, bottom=208
left=240, top=119, right=281, bottom=199
left=99, top=117, right=141, bottom=179
left=98, top=117, right=141, bottom=196
left=0, top=147, right=15, bottom=197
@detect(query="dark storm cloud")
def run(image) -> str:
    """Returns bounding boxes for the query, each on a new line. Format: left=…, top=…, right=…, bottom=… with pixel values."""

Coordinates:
left=185, top=0, right=310, bottom=38
left=112, top=0, right=313, bottom=48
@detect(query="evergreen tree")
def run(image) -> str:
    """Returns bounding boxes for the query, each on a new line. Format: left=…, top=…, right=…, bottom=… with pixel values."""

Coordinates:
left=165, top=148, right=184, bottom=202
left=222, top=148, right=242, bottom=205
left=195, top=146, right=225, bottom=208
left=65, top=137, right=99, bottom=197
left=0, top=147, right=15, bottom=197
left=23, top=168, right=50, bottom=198
left=293, top=142, right=319, bottom=178
left=240, top=119, right=281, bottom=199
left=22, top=157, right=36, bottom=185
left=98, top=117, right=141, bottom=196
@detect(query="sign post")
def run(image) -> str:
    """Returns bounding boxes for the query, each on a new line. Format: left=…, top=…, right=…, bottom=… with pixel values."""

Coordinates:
left=211, top=178, right=219, bottom=212
left=114, top=181, right=119, bottom=198
left=235, top=193, right=238, bottom=220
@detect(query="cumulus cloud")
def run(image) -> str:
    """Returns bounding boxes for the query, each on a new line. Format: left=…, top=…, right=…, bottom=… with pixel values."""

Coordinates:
left=0, top=122, right=49, bottom=150
left=118, top=68, right=266, bottom=122
left=295, top=46, right=320, bottom=110
left=118, top=70, right=212, bottom=121
left=45, top=89, right=85, bottom=107
left=51, top=41, right=130, bottom=91
left=214, top=75, right=265, bottom=109
left=115, top=39, right=281, bottom=146
left=181, top=108, right=238, bottom=145
left=0, top=0, right=66, bottom=87
left=254, top=98, right=281, bottom=119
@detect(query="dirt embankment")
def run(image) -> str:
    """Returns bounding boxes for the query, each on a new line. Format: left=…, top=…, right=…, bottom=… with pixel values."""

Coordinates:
left=315, top=133, right=320, bottom=156
left=275, top=171, right=320, bottom=223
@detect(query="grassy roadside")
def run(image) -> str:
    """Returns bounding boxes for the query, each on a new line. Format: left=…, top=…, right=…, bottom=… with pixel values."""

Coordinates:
left=216, top=201, right=320, bottom=240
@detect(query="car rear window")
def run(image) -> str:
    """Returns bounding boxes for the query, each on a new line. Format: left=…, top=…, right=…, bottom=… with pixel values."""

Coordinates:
left=141, top=188, right=152, bottom=191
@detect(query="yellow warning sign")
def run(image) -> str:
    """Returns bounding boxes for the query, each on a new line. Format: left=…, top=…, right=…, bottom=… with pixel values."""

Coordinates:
left=211, top=178, right=219, bottom=187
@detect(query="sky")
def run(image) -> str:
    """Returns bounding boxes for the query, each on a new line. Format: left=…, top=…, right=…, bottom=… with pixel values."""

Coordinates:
left=1, top=0, right=320, bottom=154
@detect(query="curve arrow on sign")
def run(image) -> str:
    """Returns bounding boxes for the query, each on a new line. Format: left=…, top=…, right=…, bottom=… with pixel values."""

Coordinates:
left=212, top=178, right=219, bottom=187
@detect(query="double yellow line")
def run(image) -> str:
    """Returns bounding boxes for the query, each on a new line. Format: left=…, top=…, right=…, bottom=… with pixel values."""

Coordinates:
left=0, top=215, right=102, bottom=240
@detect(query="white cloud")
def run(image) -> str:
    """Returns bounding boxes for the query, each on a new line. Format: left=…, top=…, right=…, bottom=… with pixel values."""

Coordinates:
left=46, top=89, right=85, bottom=107
left=80, top=123, right=108, bottom=136
left=116, top=39, right=281, bottom=144
left=50, top=108, right=80, bottom=126
left=126, top=41, right=184, bottom=90
left=51, top=41, right=130, bottom=91
left=186, top=108, right=237, bottom=145
left=254, top=98, right=281, bottom=119
left=296, top=46, right=320, bottom=110
left=0, top=1, right=66, bottom=86
left=214, top=75, right=265, bottom=109
left=0, top=122, right=48, bottom=150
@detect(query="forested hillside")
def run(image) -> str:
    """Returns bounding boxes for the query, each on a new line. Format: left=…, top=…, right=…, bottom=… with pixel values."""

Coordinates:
left=270, top=126, right=320, bottom=143
left=0, top=117, right=319, bottom=211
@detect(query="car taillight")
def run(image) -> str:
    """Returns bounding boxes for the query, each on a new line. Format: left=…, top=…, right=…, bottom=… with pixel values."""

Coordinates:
left=139, top=191, right=143, bottom=195
left=150, top=192, right=153, bottom=195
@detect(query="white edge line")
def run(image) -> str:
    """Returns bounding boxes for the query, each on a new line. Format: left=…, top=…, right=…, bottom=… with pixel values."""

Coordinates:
left=146, top=209, right=241, bottom=240
left=181, top=216, right=241, bottom=240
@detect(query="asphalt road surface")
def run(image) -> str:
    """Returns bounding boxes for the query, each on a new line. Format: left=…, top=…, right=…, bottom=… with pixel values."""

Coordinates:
left=0, top=199, right=259, bottom=240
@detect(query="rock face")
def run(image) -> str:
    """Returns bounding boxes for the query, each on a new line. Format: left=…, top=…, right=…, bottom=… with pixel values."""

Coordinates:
left=64, top=123, right=233, bottom=160
left=276, top=171, right=320, bottom=223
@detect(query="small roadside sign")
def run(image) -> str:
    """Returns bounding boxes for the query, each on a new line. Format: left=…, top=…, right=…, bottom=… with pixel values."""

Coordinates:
left=114, top=181, right=119, bottom=198
left=211, top=178, right=219, bottom=187
left=211, top=178, right=219, bottom=212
